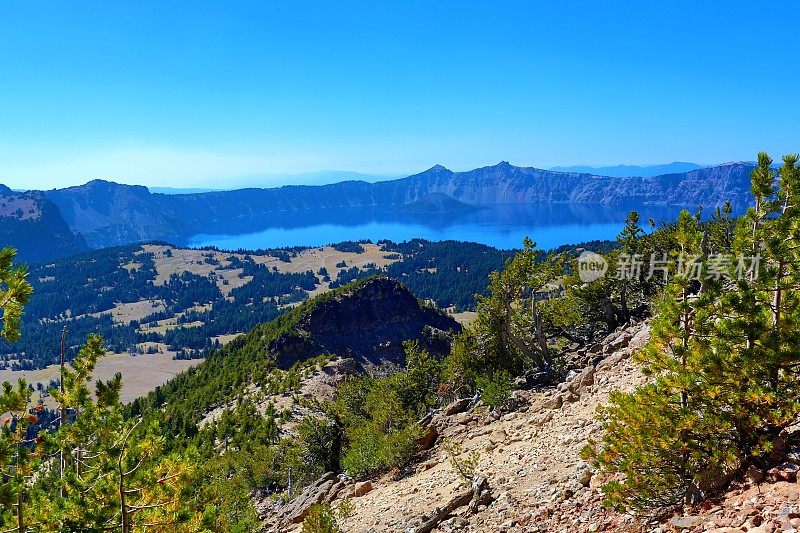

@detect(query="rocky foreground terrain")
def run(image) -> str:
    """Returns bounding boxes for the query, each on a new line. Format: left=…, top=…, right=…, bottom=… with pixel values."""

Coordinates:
left=260, top=320, right=800, bottom=533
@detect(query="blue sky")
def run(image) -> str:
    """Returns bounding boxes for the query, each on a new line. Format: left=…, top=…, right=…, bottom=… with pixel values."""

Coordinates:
left=1, top=1, right=798, bottom=189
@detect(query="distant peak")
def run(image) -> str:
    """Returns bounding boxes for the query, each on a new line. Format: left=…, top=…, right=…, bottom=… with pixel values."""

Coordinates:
left=408, top=164, right=454, bottom=180
left=81, top=179, right=136, bottom=189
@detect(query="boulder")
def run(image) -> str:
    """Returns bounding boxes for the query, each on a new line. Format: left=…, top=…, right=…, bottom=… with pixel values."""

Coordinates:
left=768, top=462, right=799, bottom=482
left=442, top=398, right=471, bottom=416
left=416, top=425, right=439, bottom=451
left=277, top=472, right=338, bottom=524
left=597, top=352, right=625, bottom=372
left=511, top=389, right=532, bottom=404
left=488, top=429, right=508, bottom=445
left=578, top=467, right=593, bottom=487
left=610, top=335, right=630, bottom=351
left=670, top=515, right=704, bottom=530
left=564, top=392, right=580, bottom=403
left=534, top=411, right=554, bottom=426
left=566, top=366, right=595, bottom=395
left=354, top=481, right=373, bottom=497
left=542, top=394, right=563, bottom=410
left=323, top=481, right=345, bottom=502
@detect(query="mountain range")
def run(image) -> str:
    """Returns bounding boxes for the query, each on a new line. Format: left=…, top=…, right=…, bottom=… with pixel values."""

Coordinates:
left=548, top=161, right=705, bottom=177
left=2, top=161, right=756, bottom=261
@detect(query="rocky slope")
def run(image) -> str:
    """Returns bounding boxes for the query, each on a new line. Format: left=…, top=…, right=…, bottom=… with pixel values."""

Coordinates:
left=27, top=162, right=754, bottom=247
left=262, top=320, right=800, bottom=533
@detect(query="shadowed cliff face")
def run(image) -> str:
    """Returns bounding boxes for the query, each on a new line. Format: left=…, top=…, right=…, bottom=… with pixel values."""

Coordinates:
left=0, top=191, right=88, bottom=263
left=46, top=180, right=189, bottom=248
left=268, top=277, right=460, bottom=369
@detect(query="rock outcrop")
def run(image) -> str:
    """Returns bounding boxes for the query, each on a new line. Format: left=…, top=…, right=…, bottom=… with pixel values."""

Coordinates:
left=269, top=277, right=461, bottom=369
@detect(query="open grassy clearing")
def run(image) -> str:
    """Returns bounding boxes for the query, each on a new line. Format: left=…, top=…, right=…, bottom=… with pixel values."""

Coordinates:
left=142, top=243, right=400, bottom=299
left=0, top=348, right=199, bottom=404
left=137, top=303, right=212, bottom=334
left=60, top=299, right=167, bottom=325
left=251, top=243, right=400, bottom=279
left=210, top=333, right=241, bottom=346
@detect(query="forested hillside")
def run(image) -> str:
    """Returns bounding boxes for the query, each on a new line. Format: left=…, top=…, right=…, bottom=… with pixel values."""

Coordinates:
left=0, top=239, right=510, bottom=370
left=1, top=152, right=799, bottom=532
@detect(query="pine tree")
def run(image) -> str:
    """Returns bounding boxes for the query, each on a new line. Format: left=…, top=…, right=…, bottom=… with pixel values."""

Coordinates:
left=28, top=336, right=202, bottom=531
left=707, top=152, right=800, bottom=462
left=471, top=237, right=568, bottom=376
left=586, top=210, right=738, bottom=509
left=615, top=211, right=646, bottom=322
left=0, top=249, right=204, bottom=532
left=0, top=247, right=34, bottom=530
left=586, top=152, right=800, bottom=512
left=0, top=247, right=33, bottom=343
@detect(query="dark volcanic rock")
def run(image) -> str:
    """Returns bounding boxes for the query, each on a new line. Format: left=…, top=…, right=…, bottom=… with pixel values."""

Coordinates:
left=269, top=277, right=460, bottom=369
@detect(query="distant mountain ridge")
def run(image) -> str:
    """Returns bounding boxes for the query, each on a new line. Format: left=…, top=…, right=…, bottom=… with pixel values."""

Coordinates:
left=549, top=162, right=705, bottom=177
left=2, top=161, right=757, bottom=252
left=147, top=170, right=395, bottom=194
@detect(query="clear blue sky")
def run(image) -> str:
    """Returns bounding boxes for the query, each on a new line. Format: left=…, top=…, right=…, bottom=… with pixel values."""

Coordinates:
left=1, top=1, right=798, bottom=189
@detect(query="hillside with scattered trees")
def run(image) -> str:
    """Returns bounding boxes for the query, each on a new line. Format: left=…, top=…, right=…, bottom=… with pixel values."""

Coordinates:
left=0, top=152, right=799, bottom=532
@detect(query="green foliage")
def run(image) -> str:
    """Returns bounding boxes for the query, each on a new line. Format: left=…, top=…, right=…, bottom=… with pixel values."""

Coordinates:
left=336, top=375, right=421, bottom=477
left=382, top=239, right=510, bottom=311
left=333, top=342, right=439, bottom=477
left=0, top=333, right=208, bottom=531
left=0, top=259, right=216, bottom=529
left=302, top=500, right=353, bottom=533
left=475, top=370, right=512, bottom=409
left=298, top=415, right=342, bottom=474
left=341, top=423, right=422, bottom=478
left=210, top=399, right=280, bottom=452
left=443, top=439, right=480, bottom=485
left=0, top=247, right=32, bottom=342
left=585, top=384, right=738, bottom=511
left=468, top=237, right=568, bottom=376
left=588, top=151, right=800, bottom=512
left=390, top=340, right=442, bottom=414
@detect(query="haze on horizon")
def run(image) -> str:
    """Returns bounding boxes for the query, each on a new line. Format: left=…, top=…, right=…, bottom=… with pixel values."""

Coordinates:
left=1, top=1, right=798, bottom=190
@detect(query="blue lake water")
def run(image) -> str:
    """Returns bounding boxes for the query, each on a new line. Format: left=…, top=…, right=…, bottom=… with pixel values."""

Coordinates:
left=182, top=203, right=698, bottom=251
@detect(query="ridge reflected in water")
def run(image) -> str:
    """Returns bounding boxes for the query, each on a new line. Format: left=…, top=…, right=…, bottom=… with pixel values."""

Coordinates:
left=181, top=202, right=711, bottom=251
